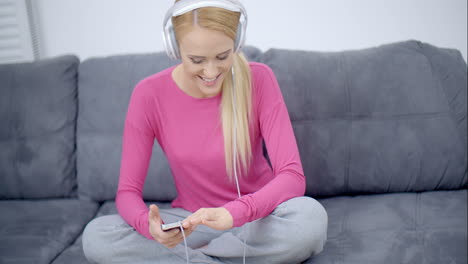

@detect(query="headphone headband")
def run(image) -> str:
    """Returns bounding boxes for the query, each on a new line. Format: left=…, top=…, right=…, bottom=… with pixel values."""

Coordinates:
left=162, top=0, right=248, bottom=60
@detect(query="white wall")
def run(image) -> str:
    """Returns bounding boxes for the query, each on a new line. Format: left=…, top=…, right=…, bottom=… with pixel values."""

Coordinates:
left=35, top=0, right=467, bottom=62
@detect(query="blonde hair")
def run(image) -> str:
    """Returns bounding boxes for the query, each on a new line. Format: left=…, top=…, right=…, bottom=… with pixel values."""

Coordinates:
left=172, top=2, right=253, bottom=180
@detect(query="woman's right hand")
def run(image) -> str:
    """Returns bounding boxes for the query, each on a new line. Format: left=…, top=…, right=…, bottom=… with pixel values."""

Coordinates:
left=148, top=204, right=194, bottom=248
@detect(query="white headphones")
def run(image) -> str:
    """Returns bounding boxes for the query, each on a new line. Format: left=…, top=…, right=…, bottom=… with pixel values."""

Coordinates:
left=162, top=0, right=248, bottom=60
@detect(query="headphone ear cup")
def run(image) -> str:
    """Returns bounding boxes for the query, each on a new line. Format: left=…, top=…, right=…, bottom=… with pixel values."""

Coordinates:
left=164, top=25, right=180, bottom=60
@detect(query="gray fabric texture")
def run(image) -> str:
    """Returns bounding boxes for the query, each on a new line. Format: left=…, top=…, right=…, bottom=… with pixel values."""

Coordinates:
left=0, top=199, right=99, bottom=264
left=76, top=47, right=263, bottom=202
left=0, top=55, right=79, bottom=199
left=261, top=40, right=467, bottom=197
left=52, top=201, right=173, bottom=264
left=306, top=189, right=467, bottom=264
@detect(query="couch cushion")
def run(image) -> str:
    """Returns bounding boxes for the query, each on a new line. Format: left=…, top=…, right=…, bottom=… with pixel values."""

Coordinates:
left=0, top=199, right=99, bottom=264
left=307, top=189, right=467, bottom=264
left=0, top=55, right=79, bottom=199
left=56, top=191, right=467, bottom=264
left=77, top=47, right=263, bottom=202
left=261, top=40, right=467, bottom=197
left=52, top=201, right=172, bottom=264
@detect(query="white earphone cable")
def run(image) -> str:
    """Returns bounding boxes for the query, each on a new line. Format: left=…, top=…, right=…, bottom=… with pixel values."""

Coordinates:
left=178, top=221, right=189, bottom=264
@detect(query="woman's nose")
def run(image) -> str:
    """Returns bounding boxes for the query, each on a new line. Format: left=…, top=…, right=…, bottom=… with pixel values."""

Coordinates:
left=203, top=62, right=219, bottom=78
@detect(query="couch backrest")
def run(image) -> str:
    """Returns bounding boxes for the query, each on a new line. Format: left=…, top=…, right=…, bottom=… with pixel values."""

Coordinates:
left=77, top=47, right=263, bottom=202
left=2, top=41, right=465, bottom=201
left=261, top=40, right=467, bottom=197
left=0, top=56, right=79, bottom=199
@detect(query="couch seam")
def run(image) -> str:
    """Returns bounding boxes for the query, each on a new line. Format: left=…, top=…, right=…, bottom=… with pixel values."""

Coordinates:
left=414, top=193, right=420, bottom=231
left=12, top=65, right=21, bottom=198
left=340, top=53, right=352, bottom=196
left=73, top=63, right=80, bottom=199
left=416, top=193, right=426, bottom=264
left=50, top=202, right=101, bottom=263
left=339, top=196, right=350, bottom=264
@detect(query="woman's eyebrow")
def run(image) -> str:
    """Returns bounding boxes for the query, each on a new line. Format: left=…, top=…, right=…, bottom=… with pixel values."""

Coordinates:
left=188, top=49, right=232, bottom=58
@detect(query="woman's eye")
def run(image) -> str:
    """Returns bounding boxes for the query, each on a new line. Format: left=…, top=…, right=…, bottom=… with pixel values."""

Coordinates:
left=217, top=56, right=228, bottom=60
left=191, top=58, right=203, bottom=64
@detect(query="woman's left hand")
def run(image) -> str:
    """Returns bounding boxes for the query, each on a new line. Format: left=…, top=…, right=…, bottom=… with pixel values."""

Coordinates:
left=182, top=207, right=233, bottom=231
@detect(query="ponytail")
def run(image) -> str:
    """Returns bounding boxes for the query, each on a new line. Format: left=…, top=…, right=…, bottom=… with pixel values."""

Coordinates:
left=220, top=52, right=253, bottom=180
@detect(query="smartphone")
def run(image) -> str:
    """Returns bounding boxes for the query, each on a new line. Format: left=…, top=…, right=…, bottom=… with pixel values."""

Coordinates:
left=161, top=221, right=182, bottom=232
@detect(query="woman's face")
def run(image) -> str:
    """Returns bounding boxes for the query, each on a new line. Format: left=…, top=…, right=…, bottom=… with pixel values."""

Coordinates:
left=177, top=26, right=235, bottom=98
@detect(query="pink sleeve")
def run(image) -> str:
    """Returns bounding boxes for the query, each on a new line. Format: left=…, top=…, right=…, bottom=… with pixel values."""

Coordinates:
left=223, top=64, right=306, bottom=227
left=115, top=81, right=158, bottom=240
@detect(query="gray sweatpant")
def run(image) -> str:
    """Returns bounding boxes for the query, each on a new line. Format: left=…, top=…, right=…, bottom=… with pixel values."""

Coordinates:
left=82, top=196, right=328, bottom=264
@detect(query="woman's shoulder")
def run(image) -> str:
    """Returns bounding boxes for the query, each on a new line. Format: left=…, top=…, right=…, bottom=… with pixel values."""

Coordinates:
left=247, top=61, right=279, bottom=88
left=248, top=62, right=277, bottom=83
left=247, top=62, right=283, bottom=106
left=248, top=61, right=274, bottom=75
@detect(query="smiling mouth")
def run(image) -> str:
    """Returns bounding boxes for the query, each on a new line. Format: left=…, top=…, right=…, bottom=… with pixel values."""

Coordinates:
left=198, top=73, right=221, bottom=82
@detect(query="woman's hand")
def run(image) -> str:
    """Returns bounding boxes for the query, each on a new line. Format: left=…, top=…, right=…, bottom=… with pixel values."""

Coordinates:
left=182, top=207, right=233, bottom=231
left=148, top=204, right=194, bottom=248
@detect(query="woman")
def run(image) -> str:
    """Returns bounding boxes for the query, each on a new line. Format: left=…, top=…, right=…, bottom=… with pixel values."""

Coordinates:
left=83, top=0, right=328, bottom=263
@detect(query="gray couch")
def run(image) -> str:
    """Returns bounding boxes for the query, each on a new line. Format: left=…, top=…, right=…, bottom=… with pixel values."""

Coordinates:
left=1, top=40, right=466, bottom=264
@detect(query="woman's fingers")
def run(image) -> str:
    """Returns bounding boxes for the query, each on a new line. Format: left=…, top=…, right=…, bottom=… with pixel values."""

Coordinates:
left=148, top=204, right=163, bottom=239
left=149, top=204, right=162, bottom=224
left=162, top=227, right=193, bottom=248
left=147, top=204, right=198, bottom=249
left=183, top=207, right=233, bottom=230
left=182, top=209, right=206, bottom=229
left=161, top=231, right=182, bottom=248
left=148, top=204, right=194, bottom=248
left=151, top=206, right=234, bottom=248
left=159, top=228, right=180, bottom=239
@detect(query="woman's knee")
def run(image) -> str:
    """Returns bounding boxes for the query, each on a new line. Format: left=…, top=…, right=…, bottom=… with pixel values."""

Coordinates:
left=82, top=214, right=124, bottom=263
left=281, top=197, right=328, bottom=256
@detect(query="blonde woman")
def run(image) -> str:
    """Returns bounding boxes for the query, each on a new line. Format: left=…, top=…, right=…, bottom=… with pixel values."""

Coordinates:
left=83, top=0, right=327, bottom=263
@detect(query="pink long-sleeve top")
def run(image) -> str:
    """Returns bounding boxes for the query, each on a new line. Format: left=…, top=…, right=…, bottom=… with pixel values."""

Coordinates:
left=116, top=62, right=305, bottom=240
